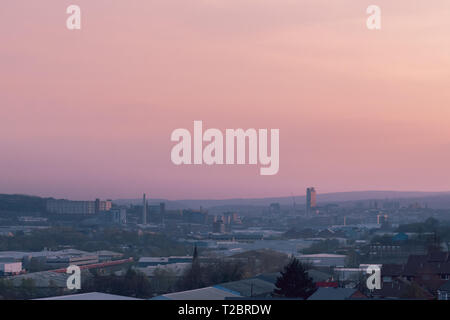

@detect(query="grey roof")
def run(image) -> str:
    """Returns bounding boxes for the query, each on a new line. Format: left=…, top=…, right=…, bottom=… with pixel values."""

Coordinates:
left=254, top=273, right=280, bottom=283
left=0, top=249, right=91, bottom=260
left=0, top=251, right=51, bottom=259
left=139, top=257, right=169, bottom=263
left=252, top=270, right=330, bottom=284
left=298, top=254, right=346, bottom=258
left=308, top=287, right=358, bottom=300
left=218, top=278, right=275, bottom=297
left=154, top=286, right=241, bottom=300
left=94, top=250, right=123, bottom=257
left=36, top=292, right=142, bottom=300
left=153, top=270, right=334, bottom=300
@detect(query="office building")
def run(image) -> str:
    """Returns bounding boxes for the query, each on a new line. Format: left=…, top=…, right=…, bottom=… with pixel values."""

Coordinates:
left=148, top=203, right=165, bottom=223
left=306, top=187, right=317, bottom=215
left=95, top=198, right=112, bottom=213
left=110, top=208, right=127, bottom=225
left=183, top=209, right=208, bottom=224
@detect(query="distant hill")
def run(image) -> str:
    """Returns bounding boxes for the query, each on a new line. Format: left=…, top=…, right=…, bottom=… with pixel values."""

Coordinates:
left=0, top=194, right=48, bottom=213
left=114, top=191, right=450, bottom=209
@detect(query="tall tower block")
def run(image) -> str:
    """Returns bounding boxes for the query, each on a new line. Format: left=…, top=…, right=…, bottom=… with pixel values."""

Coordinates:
left=306, top=187, right=317, bottom=216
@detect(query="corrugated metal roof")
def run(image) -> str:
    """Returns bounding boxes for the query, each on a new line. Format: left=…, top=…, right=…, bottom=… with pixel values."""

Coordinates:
left=154, top=286, right=242, bottom=300
left=217, top=278, right=275, bottom=297
left=308, top=287, right=358, bottom=300
left=36, top=292, right=142, bottom=300
left=298, top=254, right=346, bottom=258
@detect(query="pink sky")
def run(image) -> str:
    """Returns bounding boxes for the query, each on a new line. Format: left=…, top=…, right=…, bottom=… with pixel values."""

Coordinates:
left=1, top=1, right=450, bottom=200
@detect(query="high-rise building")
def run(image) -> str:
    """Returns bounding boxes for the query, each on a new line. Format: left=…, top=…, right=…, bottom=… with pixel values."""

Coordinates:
left=142, top=193, right=147, bottom=225
left=306, top=187, right=317, bottom=215
left=95, top=198, right=112, bottom=213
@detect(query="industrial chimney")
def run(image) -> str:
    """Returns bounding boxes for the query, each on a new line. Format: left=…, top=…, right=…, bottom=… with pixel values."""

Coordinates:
left=142, top=193, right=147, bottom=225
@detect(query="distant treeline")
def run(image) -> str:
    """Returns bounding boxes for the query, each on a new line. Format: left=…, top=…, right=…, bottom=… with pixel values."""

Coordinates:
left=396, top=218, right=450, bottom=241
left=0, top=227, right=190, bottom=257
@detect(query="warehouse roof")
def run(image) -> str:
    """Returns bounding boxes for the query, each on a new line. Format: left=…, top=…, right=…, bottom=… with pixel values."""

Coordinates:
left=308, top=287, right=363, bottom=300
left=298, top=254, right=346, bottom=258
left=153, top=286, right=241, bottom=300
left=37, top=292, right=142, bottom=300
left=217, top=278, right=275, bottom=297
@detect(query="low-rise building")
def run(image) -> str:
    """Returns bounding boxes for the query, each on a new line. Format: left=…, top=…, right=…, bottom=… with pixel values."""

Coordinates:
left=45, top=255, right=99, bottom=268
left=437, top=281, right=450, bottom=300
left=137, top=263, right=190, bottom=278
left=138, top=256, right=193, bottom=268
left=297, top=254, right=346, bottom=268
left=0, top=258, right=22, bottom=276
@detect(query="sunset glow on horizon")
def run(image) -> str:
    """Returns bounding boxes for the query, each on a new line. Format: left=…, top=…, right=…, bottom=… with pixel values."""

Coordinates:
left=1, top=0, right=450, bottom=200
